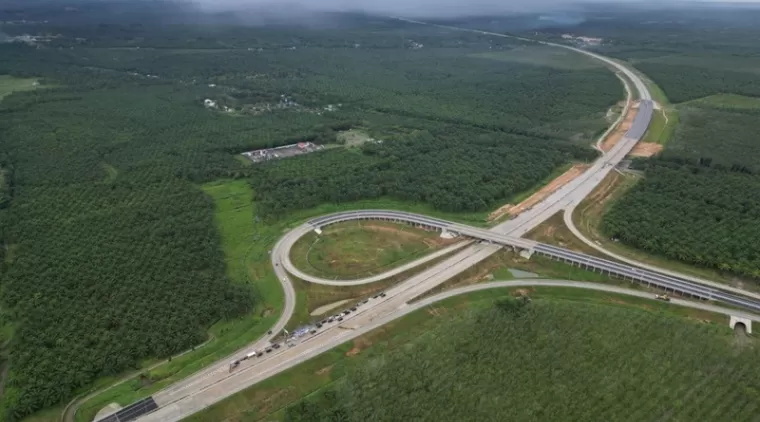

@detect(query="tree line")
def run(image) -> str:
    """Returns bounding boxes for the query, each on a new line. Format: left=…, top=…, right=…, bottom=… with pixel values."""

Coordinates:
left=603, top=158, right=760, bottom=280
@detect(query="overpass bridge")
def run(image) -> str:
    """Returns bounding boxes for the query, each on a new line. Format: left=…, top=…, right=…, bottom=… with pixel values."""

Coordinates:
left=307, top=210, right=760, bottom=313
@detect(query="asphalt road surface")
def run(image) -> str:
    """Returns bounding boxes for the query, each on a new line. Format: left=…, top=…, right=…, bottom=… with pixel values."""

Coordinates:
left=135, top=280, right=760, bottom=422
left=107, top=25, right=684, bottom=422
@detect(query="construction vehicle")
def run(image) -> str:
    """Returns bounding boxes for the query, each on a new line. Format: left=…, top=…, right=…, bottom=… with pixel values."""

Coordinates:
left=655, top=294, right=671, bottom=302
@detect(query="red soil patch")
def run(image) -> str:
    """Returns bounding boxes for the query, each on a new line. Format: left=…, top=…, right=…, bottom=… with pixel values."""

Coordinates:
left=489, top=164, right=590, bottom=221
left=601, top=101, right=639, bottom=152
left=629, top=142, right=663, bottom=158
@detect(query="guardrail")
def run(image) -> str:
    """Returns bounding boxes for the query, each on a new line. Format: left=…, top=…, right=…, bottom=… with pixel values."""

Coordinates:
left=304, top=210, right=760, bottom=312
left=308, top=210, right=537, bottom=250
left=534, top=244, right=760, bottom=312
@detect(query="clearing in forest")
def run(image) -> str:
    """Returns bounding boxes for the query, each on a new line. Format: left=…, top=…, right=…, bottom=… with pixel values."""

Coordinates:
left=0, top=75, right=40, bottom=100
left=488, top=164, right=589, bottom=221
left=337, top=129, right=378, bottom=147
left=290, top=221, right=456, bottom=279
left=687, top=93, right=760, bottom=110
left=600, top=100, right=639, bottom=152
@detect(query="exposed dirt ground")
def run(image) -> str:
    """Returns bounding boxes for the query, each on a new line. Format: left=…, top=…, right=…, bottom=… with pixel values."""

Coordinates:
left=601, top=100, right=639, bottom=152
left=489, top=164, right=590, bottom=221
left=629, top=142, right=664, bottom=157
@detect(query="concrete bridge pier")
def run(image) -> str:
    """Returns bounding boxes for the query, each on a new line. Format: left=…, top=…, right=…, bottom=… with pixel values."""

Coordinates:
left=519, top=248, right=534, bottom=260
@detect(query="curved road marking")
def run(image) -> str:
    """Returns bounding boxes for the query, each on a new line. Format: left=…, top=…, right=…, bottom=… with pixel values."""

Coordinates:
left=98, top=25, right=659, bottom=422
left=134, top=279, right=759, bottom=422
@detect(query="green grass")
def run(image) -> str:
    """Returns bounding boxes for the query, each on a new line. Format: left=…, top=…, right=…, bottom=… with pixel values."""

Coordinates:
left=0, top=75, right=39, bottom=101
left=290, top=221, right=446, bottom=279
left=285, top=246, right=467, bottom=330
left=188, top=287, right=753, bottom=422
left=71, top=181, right=489, bottom=422
left=417, top=248, right=628, bottom=302
left=472, top=45, right=602, bottom=70
left=74, top=180, right=282, bottom=422
left=686, top=93, right=760, bottom=110
left=525, top=212, right=610, bottom=258
left=642, top=109, right=667, bottom=144
left=630, top=66, right=678, bottom=145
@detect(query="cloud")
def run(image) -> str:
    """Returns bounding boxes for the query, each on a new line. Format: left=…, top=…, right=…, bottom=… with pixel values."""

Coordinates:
left=186, top=0, right=616, bottom=18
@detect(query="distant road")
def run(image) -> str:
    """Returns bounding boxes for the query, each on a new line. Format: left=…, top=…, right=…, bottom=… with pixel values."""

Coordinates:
left=101, top=22, right=726, bottom=422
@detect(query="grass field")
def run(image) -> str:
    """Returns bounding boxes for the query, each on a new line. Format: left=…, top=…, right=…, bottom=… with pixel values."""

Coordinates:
left=687, top=93, right=760, bottom=110
left=290, top=221, right=450, bottom=279
left=418, top=248, right=632, bottom=301
left=0, top=75, right=39, bottom=101
left=642, top=108, right=677, bottom=145
left=525, top=212, right=609, bottom=258
left=284, top=245, right=465, bottom=330
left=472, top=45, right=602, bottom=70
left=187, top=288, right=755, bottom=422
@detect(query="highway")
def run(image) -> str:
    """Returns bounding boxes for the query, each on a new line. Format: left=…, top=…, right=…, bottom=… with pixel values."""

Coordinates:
left=132, top=280, right=760, bottom=422
left=98, top=22, right=739, bottom=422
left=283, top=210, right=760, bottom=312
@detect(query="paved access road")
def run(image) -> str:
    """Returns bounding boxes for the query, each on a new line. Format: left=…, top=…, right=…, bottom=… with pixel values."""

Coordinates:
left=279, top=210, right=760, bottom=311
left=134, top=279, right=760, bottom=422
left=114, top=23, right=678, bottom=422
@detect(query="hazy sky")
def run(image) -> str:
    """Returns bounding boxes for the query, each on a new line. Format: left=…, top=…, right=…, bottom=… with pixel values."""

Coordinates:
left=187, top=0, right=760, bottom=18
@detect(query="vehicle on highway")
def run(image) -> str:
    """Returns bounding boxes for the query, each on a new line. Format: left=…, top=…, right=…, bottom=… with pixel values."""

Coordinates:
left=316, top=323, right=323, bottom=328
left=380, top=292, right=387, bottom=298
left=228, top=360, right=240, bottom=372
left=265, top=348, right=272, bottom=353
left=656, top=294, right=671, bottom=302
left=351, top=306, right=357, bottom=311
left=245, top=352, right=256, bottom=359
left=273, top=343, right=281, bottom=349
left=337, top=316, right=344, bottom=321
left=327, top=317, right=334, bottom=323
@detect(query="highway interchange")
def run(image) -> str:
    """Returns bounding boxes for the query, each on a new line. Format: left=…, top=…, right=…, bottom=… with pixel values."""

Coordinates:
left=94, top=22, right=760, bottom=422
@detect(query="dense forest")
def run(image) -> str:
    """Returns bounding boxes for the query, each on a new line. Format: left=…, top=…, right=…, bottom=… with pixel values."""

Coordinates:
left=251, top=130, right=595, bottom=217
left=603, top=159, right=760, bottom=279
left=504, top=7, right=760, bottom=283
left=0, top=9, right=621, bottom=420
left=283, top=298, right=760, bottom=421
